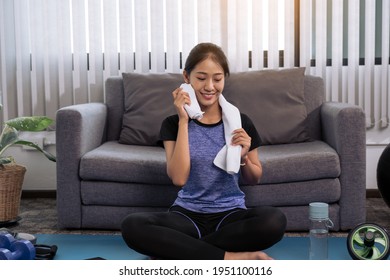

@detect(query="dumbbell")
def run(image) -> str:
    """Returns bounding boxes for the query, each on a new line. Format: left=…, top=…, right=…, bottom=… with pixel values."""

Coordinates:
left=0, top=233, right=36, bottom=260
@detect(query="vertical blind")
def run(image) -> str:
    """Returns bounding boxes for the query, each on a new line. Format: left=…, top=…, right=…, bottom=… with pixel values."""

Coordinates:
left=0, top=0, right=389, bottom=134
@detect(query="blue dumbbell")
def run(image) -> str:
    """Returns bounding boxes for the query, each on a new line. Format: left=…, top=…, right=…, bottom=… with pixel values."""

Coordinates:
left=0, top=233, right=36, bottom=260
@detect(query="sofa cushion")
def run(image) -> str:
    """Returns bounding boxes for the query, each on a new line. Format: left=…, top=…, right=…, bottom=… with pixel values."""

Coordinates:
left=80, top=141, right=172, bottom=184
left=80, top=140, right=339, bottom=187
left=258, top=140, right=341, bottom=184
left=242, top=179, right=341, bottom=207
left=81, top=181, right=179, bottom=207
left=120, top=68, right=309, bottom=146
left=79, top=179, right=340, bottom=209
left=119, top=72, right=182, bottom=146
left=224, top=67, right=310, bottom=145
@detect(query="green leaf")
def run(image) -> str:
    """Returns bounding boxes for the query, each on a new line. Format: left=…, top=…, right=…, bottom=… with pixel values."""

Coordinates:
left=0, top=116, right=56, bottom=164
left=5, top=116, right=54, bottom=132
left=15, top=140, right=56, bottom=162
left=0, top=125, right=19, bottom=156
left=0, top=156, right=13, bottom=165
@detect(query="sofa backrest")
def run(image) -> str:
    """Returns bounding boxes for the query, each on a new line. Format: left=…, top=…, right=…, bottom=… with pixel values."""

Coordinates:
left=105, top=76, right=125, bottom=141
left=303, top=75, right=325, bottom=141
left=104, top=71, right=325, bottom=144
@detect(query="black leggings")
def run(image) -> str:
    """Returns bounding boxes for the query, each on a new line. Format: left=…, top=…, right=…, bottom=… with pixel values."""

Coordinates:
left=121, top=205, right=286, bottom=260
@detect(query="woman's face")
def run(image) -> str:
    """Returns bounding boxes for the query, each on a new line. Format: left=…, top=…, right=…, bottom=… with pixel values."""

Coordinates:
left=185, top=57, right=225, bottom=110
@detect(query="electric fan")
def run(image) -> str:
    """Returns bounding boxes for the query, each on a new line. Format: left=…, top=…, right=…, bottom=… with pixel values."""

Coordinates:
left=347, top=223, right=390, bottom=260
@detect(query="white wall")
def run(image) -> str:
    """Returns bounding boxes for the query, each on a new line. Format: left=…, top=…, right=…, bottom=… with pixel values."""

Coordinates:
left=3, top=131, right=56, bottom=191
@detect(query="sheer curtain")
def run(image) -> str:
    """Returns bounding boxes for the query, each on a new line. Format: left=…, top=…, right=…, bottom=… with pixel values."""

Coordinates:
left=300, top=0, right=389, bottom=131
left=0, top=0, right=293, bottom=122
left=0, top=0, right=389, bottom=136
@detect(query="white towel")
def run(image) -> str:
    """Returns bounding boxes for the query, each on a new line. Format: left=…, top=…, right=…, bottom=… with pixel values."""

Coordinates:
left=213, top=95, right=242, bottom=174
left=180, top=83, right=204, bottom=120
left=180, top=83, right=242, bottom=174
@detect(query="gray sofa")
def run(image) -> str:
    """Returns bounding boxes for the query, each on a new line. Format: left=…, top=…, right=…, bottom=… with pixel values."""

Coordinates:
left=56, top=68, right=366, bottom=231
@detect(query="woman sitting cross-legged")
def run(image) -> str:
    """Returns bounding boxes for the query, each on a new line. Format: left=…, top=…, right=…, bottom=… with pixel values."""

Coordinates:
left=121, top=42, right=287, bottom=260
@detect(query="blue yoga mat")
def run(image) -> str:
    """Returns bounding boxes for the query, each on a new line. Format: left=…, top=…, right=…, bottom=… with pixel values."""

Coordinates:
left=35, top=234, right=148, bottom=260
left=264, top=236, right=352, bottom=260
left=34, top=234, right=385, bottom=260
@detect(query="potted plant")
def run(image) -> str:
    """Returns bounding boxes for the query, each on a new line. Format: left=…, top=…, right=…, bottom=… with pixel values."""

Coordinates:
left=0, top=114, right=56, bottom=223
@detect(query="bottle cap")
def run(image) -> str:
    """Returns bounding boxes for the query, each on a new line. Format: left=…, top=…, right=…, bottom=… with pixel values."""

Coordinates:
left=309, top=202, right=329, bottom=219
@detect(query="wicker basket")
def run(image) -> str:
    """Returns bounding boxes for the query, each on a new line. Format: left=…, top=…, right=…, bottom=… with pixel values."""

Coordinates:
left=0, top=164, right=26, bottom=222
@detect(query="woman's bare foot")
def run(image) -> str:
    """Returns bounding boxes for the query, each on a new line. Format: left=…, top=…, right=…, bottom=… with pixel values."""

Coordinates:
left=224, top=251, right=273, bottom=260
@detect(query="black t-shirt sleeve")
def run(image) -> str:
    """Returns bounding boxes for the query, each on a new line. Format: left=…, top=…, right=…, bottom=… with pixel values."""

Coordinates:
left=158, top=115, right=179, bottom=147
left=241, top=113, right=262, bottom=150
left=158, top=113, right=261, bottom=150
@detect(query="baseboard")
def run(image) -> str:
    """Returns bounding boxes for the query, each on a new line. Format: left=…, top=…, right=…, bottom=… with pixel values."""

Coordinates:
left=21, top=190, right=56, bottom=199
left=366, top=189, right=381, bottom=198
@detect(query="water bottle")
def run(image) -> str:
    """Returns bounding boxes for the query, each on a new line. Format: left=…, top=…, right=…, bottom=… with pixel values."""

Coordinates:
left=309, top=202, right=334, bottom=260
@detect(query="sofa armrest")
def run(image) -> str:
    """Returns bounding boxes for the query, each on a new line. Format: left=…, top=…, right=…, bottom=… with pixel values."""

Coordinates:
left=56, top=103, right=107, bottom=228
left=321, top=102, right=366, bottom=230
